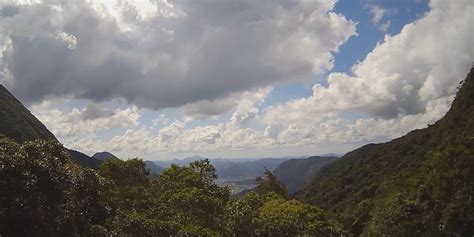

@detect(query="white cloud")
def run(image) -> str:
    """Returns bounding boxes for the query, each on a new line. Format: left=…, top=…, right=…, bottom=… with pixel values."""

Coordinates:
left=366, top=4, right=395, bottom=31
left=0, top=0, right=356, bottom=112
left=30, top=99, right=141, bottom=140
left=369, top=4, right=387, bottom=24
left=5, top=0, right=472, bottom=159
left=378, top=20, right=391, bottom=32
left=260, top=0, right=473, bottom=147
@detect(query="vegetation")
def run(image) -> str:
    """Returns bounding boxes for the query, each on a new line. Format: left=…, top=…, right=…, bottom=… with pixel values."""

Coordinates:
left=298, top=68, right=474, bottom=236
left=0, top=136, right=343, bottom=236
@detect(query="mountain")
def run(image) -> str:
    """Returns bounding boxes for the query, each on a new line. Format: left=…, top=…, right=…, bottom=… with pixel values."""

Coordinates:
left=299, top=68, right=474, bottom=235
left=273, top=156, right=338, bottom=194
left=154, top=155, right=207, bottom=167
left=144, top=161, right=165, bottom=175
left=0, top=85, right=57, bottom=143
left=0, top=84, right=104, bottom=169
left=92, top=152, right=120, bottom=162
left=68, top=149, right=103, bottom=170
left=216, top=158, right=289, bottom=178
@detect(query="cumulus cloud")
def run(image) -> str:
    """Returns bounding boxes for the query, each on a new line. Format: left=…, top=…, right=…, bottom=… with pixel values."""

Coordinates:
left=0, top=0, right=355, bottom=112
left=184, top=87, right=271, bottom=120
left=30, top=99, right=141, bottom=139
left=273, top=0, right=472, bottom=117
left=261, top=0, right=473, bottom=145
left=5, top=0, right=472, bottom=158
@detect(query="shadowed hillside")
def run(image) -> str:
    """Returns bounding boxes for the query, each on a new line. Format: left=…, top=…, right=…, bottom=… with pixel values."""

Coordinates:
left=273, top=156, right=338, bottom=194
left=0, top=85, right=57, bottom=143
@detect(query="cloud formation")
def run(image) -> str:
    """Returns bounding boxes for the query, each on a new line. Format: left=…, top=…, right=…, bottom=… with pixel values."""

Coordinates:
left=3, top=0, right=472, bottom=158
left=0, top=0, right=355, bottom=111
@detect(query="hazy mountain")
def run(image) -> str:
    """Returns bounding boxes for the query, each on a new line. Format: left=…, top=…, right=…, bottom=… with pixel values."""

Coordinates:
left=298, top=68, right=474, bottom=235
left=92, top=152, right=120, bottom=162
left=273, top=156, right=338, bottom=194
left=0, top=85, right=57, bottom=143
left=154, top=155, right=207, bottom=167
left=318, top=153, right=343, bottom=158
left=144, top=160, right=165, bottom=175
left=216, top=158, right=289, bottom=178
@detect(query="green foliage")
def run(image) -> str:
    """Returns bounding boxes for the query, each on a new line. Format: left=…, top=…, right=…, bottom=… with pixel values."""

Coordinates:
left=224, top=192, right=264, bottom=236
left=255, top=192, right=344, bottom=237
left=0, top=136, right=106, bottom=236
left=154, top=159, right=231, bottom=235
left=255, top=168, right=288, bottom=198
left=224, top=192, right=344, bottom=237
left=299, top=68, right=474, bottom=235
left=0, top=135, right=344, bottom=236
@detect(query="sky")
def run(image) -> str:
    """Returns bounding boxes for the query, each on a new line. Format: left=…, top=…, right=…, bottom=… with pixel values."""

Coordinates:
left=0, top=0, right=473, bottom=160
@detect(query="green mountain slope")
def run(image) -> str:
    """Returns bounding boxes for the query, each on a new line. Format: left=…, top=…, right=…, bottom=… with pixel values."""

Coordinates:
left=0, top=85, right=57, bottom=143
left=299, top=68, right=474, bottom=235
left=93, top=152, right=120, bottom=162
left=0, top=84, right=103, bottom=169
left=273, top=156, right=338, bottom=194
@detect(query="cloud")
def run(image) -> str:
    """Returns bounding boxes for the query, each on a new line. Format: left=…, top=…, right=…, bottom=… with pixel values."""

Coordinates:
left=183, top=87, right=270, bottom=121
left=0, top=0, right=355, bottom=113
left=261, top=0, right=473, bottom=145
left=378, top=20, right=391, bottom=32
left=368, top=4, right=387, bottom=24
left=30, top=99, right=141, bottom=139
left=5, top=0, right=471, bottom=159
left=366, top=3, right=395, bottom=31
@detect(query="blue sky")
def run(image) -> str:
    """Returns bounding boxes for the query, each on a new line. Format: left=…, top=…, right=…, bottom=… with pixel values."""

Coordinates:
left=2, top=0, right=472, bottom=159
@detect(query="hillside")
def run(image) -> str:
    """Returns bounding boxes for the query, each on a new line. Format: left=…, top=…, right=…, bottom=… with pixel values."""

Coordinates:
left=273, top=156, right=337, bottom=194
left=0, top=84, right=104, bottom=169
left=93, top=152, right=120, bottom=162
left=68, top=149, right=103, bottom=169
left=0, top=85, right=57, bottom=143
left=299, top=68, right=474, bottom=235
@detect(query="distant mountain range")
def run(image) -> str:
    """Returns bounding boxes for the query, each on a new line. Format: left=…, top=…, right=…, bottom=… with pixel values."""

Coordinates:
left=155, top=155, right=290, bottom=179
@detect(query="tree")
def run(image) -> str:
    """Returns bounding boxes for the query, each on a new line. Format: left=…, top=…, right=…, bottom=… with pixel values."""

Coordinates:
left=253, top=192, right=344, bottom=236
left=255, top=168, right=288, bottom=198
left=224, top=192, right=264, bottom=236
left=97, top=158, right=171, bottom=236
left=154, top=159, right=230, bottom=236
left=0, top=136, right=105, bottom=236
